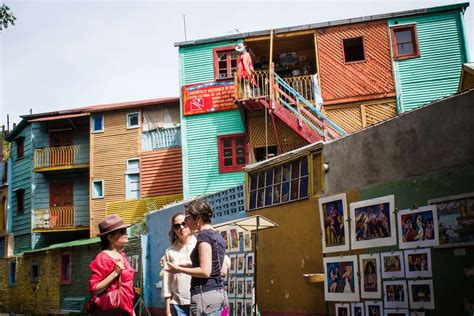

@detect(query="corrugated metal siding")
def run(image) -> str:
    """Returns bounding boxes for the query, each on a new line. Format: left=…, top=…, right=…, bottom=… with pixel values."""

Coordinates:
left=140, top=148, right=183, bottom=197
left=184, top=110, right=245, bottom=198
left=142, top=127, right=181, bottom=151
left=318, top=20, right=395, bottom=101
left=90, top=109, right=141, bottom=236
left=389, top=11, right=465, bottom=112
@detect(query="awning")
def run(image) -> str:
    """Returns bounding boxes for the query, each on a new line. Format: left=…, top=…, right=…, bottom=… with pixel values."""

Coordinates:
left=213, top=215, right=278, bottom=233
left=28, top=112, right=89, bottom=122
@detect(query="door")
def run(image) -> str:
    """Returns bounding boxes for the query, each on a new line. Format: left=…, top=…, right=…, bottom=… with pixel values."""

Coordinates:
left=49, top=131, right=73, bottom=166
left=50, top=182, right=74, bottom=228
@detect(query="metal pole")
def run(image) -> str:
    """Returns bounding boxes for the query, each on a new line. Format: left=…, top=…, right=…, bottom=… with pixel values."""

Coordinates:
left=254, top=216, right=260, bottom=316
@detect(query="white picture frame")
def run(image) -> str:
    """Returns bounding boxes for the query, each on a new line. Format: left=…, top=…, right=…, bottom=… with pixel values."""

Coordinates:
left=380, top=251, right=405, bottom=279
left=245, top=277, right=253, bottom=297
left=384, top=309, right=409, bottom=316
left=323, top=255, right=360, bottom=302
left=335, top=303, right=350, bottom=316
left=228, top=299, right=235, bottom=315
left=351, top=302, right=365, bottom=316
left=244, top=299, right=253, bottom=316
left=397, top=205, right=439, bottom=249
left=365, top=301, right=383, bottom=316
left=246, top=253, right=254, bottom=274
left=237, top=254, right=245, bottom=274
left=408, top=279, right=435, bottom=310
left=359, top=253, right=381, bottom=299
left=404, top=248, right=432, bottom=278
left=230, top=228, right=240, bottom=252
left=318, top=193, right=350, bottom=253
left=228, top=277, right=236, bottom=296
left=243, top=232, right=252, bottom=251
left=383, top=280, right=408, bottom=309
left=350, top=195, right=396, bottom=250
left=229, top=254, right=237, bottom=275
left=236, top=277, right=245, bottom=298
left=235, top=299, right=244, bottom=316
left=220, top=230, right=230, bottom=251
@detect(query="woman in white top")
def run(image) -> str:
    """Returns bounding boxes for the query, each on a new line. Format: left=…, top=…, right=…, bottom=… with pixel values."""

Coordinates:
left=163, top=212, right=197, bottom=316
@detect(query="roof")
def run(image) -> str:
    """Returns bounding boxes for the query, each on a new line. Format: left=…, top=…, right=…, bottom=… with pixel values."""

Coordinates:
left=22, top=237, right=100, bottom=254
left=174, top=2, right=469, bottom=47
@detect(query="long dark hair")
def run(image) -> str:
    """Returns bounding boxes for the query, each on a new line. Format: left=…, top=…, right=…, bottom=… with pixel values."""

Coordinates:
left=100, top=235, right=110, bottom=250
left=185, top=198, right=213, bottom=224
left=169, top=212, right=185, bottom=244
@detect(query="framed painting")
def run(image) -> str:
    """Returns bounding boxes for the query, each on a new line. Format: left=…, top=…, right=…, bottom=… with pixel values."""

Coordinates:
left=228, top=277, right=236, bottom=297
left=408, top=279, right=435, bottom=310
left=236, top=277, right=245, bottom=298
left=323, top=255, right=360, bottom=302
left=359, top=253, right=381, bottom=299
left=244, top=299, right=253, bottom=316
left=220, top=230, right=230, bottom=251
left=319, top=193, right=349, bottom=253
left=235, top=300, right=244, bottom=316
left=237, top=254, right=245, bottom=274
left=245, top=277, right=253, bottom=297
left=365, top=301, right=383, bottom=316
left=350, top=195, right=396, bottom=249
left=246, top=253, right=254, bottom=274
left=229, top=254, right=237, bottom=275
left=397, top=206, right=439, bottom=249
left=383, top=280, right=408, bottom=309
left=230, top=228, right=240, bottom=252
left=243, top=232, right=252, bottom=251
left=335, top=303, right=350, bottom=316
left=351, top=302, right=365, bottom=316
left=404, top=248, right=432, bottom=278
left=380, top=251, right=405, bottom=279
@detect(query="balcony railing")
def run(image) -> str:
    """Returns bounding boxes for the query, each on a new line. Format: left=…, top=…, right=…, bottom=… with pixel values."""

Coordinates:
left=34, top=144, right=90, bottom=170
left=33, top=206, right=89, bottom=230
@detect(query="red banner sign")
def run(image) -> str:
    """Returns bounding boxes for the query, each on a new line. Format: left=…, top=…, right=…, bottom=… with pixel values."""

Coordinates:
left=182, top=81, right=236, bottom=116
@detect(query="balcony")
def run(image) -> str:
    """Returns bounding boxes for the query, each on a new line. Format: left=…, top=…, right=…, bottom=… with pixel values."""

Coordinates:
left=34, top=144, right=90, bottom=172
left=33, top=206, right=89, bottom=232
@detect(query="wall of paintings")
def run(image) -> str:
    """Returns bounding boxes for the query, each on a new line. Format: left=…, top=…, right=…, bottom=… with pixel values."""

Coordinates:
left=220, top=229, right=255, bottom=316
left=320, top=193, right=442, bottom=316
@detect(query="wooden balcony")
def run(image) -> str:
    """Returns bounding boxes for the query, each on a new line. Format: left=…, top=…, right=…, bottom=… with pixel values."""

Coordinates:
left=34, top=144, right=90, bottom=172
left=33, top=206, right=89, bottom=232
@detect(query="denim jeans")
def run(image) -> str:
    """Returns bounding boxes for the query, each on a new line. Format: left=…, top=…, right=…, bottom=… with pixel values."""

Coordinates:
left=172, top=304, right=190, bottom=316
left=190, top=289, right=226, bottom=316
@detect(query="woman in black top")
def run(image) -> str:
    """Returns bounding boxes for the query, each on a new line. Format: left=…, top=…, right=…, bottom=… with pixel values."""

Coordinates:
left=166, top=199, right=227, bottom=315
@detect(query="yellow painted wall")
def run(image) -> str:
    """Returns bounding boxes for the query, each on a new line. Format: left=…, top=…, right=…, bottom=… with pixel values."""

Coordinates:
left=90, top=109, right=141, bottom=236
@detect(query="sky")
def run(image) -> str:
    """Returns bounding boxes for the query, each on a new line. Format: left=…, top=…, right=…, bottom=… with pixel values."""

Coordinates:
left=1, top=0, right=473, bottom=127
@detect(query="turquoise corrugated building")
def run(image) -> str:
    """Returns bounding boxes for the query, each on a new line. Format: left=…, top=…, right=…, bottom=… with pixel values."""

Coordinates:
left=388, top=3, right=470, bottom=112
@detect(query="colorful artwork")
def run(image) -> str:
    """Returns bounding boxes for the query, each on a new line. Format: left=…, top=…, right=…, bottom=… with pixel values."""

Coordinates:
left=323, top=255, right=360, bottom=302
left=236, top=300, right=244, bottom=316
left=245, top=277, right=253, bottom=296
left=384, top=309, right=408, bottom=316
left=428, top=193, right=474, bottom=247
left=221, top=230, right=230, bottom=251
left=245, top=300, right=253, bottom=316
left=404, top=248, right=432, bottom=278
left=319, top=193, right=349, bottom=253
left=228, top=278, right=236, bottom=296
left=359, top=253, right=381, bottom=299
left=229, top=254, right=237, bottom=274
left=230, top=228, right=240, bottom=252
left=351, top=302, right=365, bottom=316
left=408, top=280, right=435, bottom=310
left=380, top=251, right=405, bottom=279
left=383, top=280, right=408, bottom=309
left=350, top=195, right=396, bottom=249
left=246, top=253, right=254, bottom=274
left=397, top=206, right=439, bottom=249
left=237, top=254, right=245, bottom=274
left=335, top=303, right=350, bottom=316
left=228, top=300, right=235, bottom=316
left=365, top=301, right=383, bottom=316
left=236, top=278, right=245, bottom=298
left=182, top=81, right=236, bottom=116
left=243, top=232, right=252, bottom=251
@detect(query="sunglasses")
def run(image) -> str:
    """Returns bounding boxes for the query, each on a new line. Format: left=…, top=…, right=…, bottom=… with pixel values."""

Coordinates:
left=173, top=222, right=187, bottom=230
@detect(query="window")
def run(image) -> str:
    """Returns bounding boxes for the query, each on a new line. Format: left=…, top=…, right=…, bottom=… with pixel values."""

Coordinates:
left=213, top=46, right=238, bottom=80
left=16, top=189, right=25, bottom=213
left=16, top=137, right=25, bottom=160
left=253, top=146, right=278, bottom=163
left=31, top=262, right=39, bottom=282
left=92, top=180, right=104, bottom=199
left=60, top=252, right=72, bottom=285
left=391, top=25, right=419, bottom=60
left=91, top=115, right=104, bottom=133
left=248, top=156, right=309, bottom=210
left=9, top=259, right=16, bottom=287
left=218, top=134, right=246, bottom=173
left=343, top=37, right=365, bottom=63
left=127, top=112, right=140, bottom=129
left=126, top=159, right=140, bottom=200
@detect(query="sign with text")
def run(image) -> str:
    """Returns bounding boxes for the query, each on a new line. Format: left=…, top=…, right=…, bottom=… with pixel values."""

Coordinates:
left=182, top=81, right=236, bottom=116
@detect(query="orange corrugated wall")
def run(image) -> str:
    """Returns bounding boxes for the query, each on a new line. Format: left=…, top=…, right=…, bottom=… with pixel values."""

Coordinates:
left=317, top=20, right=395, bottom=102
left=140, top=147, right=183, bottom=197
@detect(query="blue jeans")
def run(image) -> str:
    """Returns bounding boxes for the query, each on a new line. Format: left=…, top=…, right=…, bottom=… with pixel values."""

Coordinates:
left=172, top=304, right=190, bottom=316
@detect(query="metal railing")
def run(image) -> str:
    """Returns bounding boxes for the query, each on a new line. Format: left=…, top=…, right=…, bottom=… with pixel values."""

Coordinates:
left=34, top=144, right=90, bottom=169
left=33, top=206, right=89, bottom=229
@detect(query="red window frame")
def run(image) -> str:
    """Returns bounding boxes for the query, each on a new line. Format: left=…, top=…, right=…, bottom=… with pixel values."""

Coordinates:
left=60, top=251, right=72, bottom=285
left=16, top=189, right=25, bottom=213
left=391, top=24, right=420, bottom=60
left=218, top=134, right=247, bottom=173
left=16, top=137, right=24, bottom=160
left=213, top=46, right=239, bottom=81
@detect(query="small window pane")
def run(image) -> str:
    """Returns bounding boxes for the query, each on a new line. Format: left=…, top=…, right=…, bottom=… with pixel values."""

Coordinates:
left=395, top=29, right=413, bottom=43
left=281, top=182, right=290, bottom=202
left=127, top=159, right=139, bottom=173
left=249, top=191, right=257, bottom=210
left=300, top=176, right=308, bottom=199
left=128, top=113, right=139, bottom=128
left=301, top=158, right=308, bottom=176
left=257, top=189, right=264, bottom=208
left=343, top=37, right=365, bottom=62
left=236, top=147, right=244, bottom=155
left=236, top=138, right=244, bottom=146
left=273, top=184, right=281, bottom=204
left=236, top=157, right=245, bottom=165
left=274, top=167, right=282, bottom=184
left=265, top=186, right=273, bottom=206
left=290, top=180, right=299, bottom=200
left=224, top=158, right=233, bottom=166
left=397, top=43, right=415, bottom=55
left=291, top=160, right=300, bottom=180
left=250, top=174, right=258, bottom=191
left=265, top=170, right=274, bottom=186
left=218, top=52, right=226, bottom=61
left=224, top=149, right=233, bottom=157
left=257, top=171, right=265, bottom=188
left=92, top=181, right=103, bottom=198
left=223, top=139, right=232, bottom=147
left=282, top=164, right=291, bottom=182
left=92, top=116, right=103, bottom=132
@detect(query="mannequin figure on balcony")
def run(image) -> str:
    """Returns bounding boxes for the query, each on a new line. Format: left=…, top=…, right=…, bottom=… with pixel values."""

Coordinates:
left=235, top=44, right=256, bottom=99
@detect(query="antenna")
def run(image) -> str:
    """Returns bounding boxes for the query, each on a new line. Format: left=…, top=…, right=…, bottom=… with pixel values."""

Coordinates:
left=183, top=13, right=187, bottom=41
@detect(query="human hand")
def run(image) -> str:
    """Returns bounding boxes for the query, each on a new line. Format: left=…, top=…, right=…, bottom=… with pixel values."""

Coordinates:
left=115, top=261, right=125, bottom=274
left=165, top=262, right=181, bottom=273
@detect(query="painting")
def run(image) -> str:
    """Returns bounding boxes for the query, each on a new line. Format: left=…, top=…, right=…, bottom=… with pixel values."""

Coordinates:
left=335, top=303, right=350, bottom=316
left=228, top=300, right=235, bottom=316
left=350, top=195, right=396, bottom=249
left=245, top=300, right=253, bottom=316
left=229, top=254, right=237, bottom=275
left=383, top=280, right=408, bottom=309
left=404, top=248, right=432, bottom=278
left=236, top=300, right=244, bottom=316
left=246, top=253, right=254, bottom=274
left=236, top=278, right=245, bottom=298
left=237, top=254, right=245, bottom=274
left=230, top=228, right=240, bottom=252
left=319, top=193, right=350, bottom=253
left=245, top=277, right=253, bottom=297
left=359, top=253, right=381, bottom=299
left=243, top=232, right=252, bottom=251
left=397, top=206, right=439, bottom=249
left=352, top=302, right=365, bottom=316
left=380, top=251, right=405, bottom=279
left=384, top=310, right=408, bottom=316
left=323, top=255, right=360, bottom=302
left=408, top=279, right=435, bottom=310
left=428, top=192, right=474, bottom=247
left=228, top=278, right=236, bottom=296
left=365, top=301, right=383, bottom=316
left=221, top=230, right=230, bottom=251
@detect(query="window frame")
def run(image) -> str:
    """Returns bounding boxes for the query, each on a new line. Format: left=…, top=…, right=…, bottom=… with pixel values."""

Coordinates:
left=217, top=133, right=247, bottom=173
left=15, top=188, right=25, bottom=213
left=213, top=46, right=239, bottom=81
left=342, top=36, right=366, bottom=64
left=60, top=251, right=72, bottom=285
left=125, top=158, right=140, bottom=200
left=91, top=180, right=104, bottom=199
left=390, top=24, right=420, bottom=60
left=31, top=261, right=39, bottom=282
left=16, top=137, right=25, bottom=160
left=9, top=259, right=16, bottom=287
left=126, top=112, right=140, bottom=129
left=91, top=114, right=104, bottom=133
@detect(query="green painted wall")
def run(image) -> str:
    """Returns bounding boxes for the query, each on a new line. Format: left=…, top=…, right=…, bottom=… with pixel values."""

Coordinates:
left=178, top=40, right=245, bottom=198
left=389, top=9, right=468, bottom=112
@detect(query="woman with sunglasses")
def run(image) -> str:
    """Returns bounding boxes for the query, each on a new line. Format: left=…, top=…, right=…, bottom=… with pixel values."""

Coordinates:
left=162, top=212, right=197, bottom=316
left=88, top=214, right=135, bottom=315
left=166, top=199, right=227, bottom=316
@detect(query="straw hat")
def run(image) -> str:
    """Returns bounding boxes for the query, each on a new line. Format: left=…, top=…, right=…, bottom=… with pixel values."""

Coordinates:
left=97, top=214, right=131, bottom=236
left=235, top=44, right=246, bottom=52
